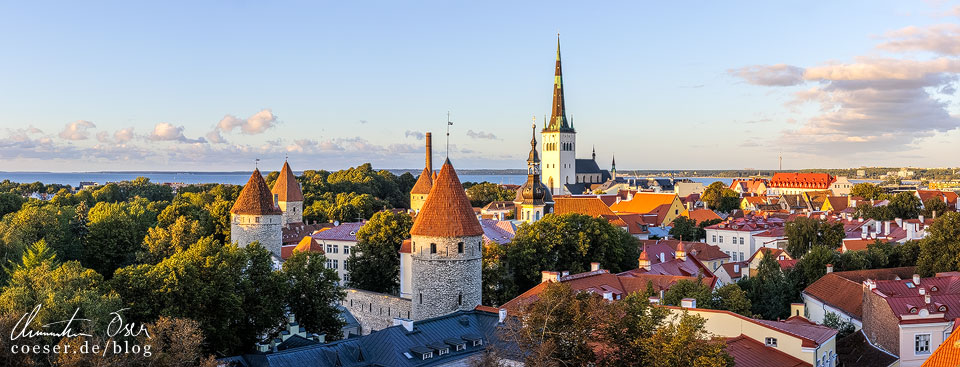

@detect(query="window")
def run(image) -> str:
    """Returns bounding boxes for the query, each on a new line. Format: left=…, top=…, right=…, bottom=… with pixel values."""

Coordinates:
left=343, top=274, right=350, bottom=282
left=765, top=337, right=777, bottom=347
left=458, top=292, right=462, bottom=305
left=326, top=244, right=333, bottom=253
left=344, top=246, right=350, bottom=255
left=719, top=236, right=723, bottom=243
left=333, top=245, right=339, bottom=254
left=273, top=194, right=279, bottom=204
left=455, top=344, right=465, bottom=351
left=430, top=243, right=437, bottom=254
left=739, top=252, right=744, bottom=262
left=916, top=334, right=931, bottom=354
left=419, top=293, right=423, bottom=304
left=739, top=237, right=745, bottom=244
left=332, top=259, right=338, bottom=269
left=255, top=217, right=260, bottom=223
left=458, top=242, right=463, bottom=253
left=472, top=339, right=483, bottom=346
left=712, top=235, right=717, bottom=242
left=438, top=348, right=448, bottom=356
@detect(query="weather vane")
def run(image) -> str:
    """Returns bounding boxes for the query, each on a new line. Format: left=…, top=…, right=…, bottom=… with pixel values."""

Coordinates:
left=255, top=158, right=260, bottom=169
left=446, top=111, right=453, bottom=159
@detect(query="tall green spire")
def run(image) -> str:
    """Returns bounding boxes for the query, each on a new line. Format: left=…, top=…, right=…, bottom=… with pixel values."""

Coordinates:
left=546, top=35, right=572, bottom=132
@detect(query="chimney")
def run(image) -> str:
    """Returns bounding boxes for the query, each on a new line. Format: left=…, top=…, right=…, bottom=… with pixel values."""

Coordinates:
left=602, top=291, right=613, bottom=301
left=919, top=214, right=925, bottom=223
left=858, top=217, right=864, bottom=223
left=926, top=294, right=932, bottom=305
left=875, top=221, right=881, bottom=234
left=393, top=318, right=414, bottom=332
left=590, top=262, right=600, bottom=272
left=561, top=271, right=570, bottom=277
left=257, top=343, right=270, bottom=353
left=648, top=296, right=660, bottom=304
left=913, top=274, right=921, bottom=285
left=895, top=218, right=903, bottom=227
left=425, top=132, right=433, bottom=173
left=541, top=271, right=559, bottom=283
left=826, top=264, right=833, bottom=273
left=861, top=230, right=867, bottom=239
left=864, top=279, right=876, bottom=290
left=681, top=298, right=697, bottom=309
left=919, top=287, right=926, bottom=295
left=884, top=221, right=891, bottom=236
left=790, top=303, right=805, bottom=318
left=658, top=253, right=665, bottom=263
left=498, top=308, right=507, bottom=323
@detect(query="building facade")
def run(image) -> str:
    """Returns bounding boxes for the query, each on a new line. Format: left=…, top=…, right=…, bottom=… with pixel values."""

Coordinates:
left=515, top=123, right=554, bottom=223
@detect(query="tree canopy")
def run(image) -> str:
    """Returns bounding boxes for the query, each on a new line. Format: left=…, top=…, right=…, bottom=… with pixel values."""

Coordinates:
left=702, top=182, right=739, bottom=213
left=346, top=210, right=413, bottom=294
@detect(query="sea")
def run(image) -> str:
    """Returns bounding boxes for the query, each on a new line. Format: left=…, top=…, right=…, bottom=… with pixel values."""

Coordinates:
left=0, top=172, right=884, bottom=188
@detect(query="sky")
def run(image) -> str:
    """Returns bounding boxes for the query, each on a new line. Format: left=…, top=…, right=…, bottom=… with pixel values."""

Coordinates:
left=0, top=1, right=958, bottom=172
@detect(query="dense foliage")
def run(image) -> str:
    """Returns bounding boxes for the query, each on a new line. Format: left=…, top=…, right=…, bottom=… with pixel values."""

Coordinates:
left=464, top=182, right=517, bottom=207
left=345, top=210, right=413, bottom=294
left=701, top=182, right=739, bottom=213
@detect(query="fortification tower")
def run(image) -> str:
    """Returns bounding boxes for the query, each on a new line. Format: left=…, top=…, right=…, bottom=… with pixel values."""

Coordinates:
left=409, top=158, right=483, bottom=320
left=410, top=132, right=434, bottom=213
left=231, top=168, right=283, bottom=258
left=271, top=161, right=304, bottom=226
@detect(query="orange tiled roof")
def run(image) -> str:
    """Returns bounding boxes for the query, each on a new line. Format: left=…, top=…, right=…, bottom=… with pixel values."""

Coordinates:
left=924, top=324, right=960, bottom=366
left=292, top=236, right=324, bottom=257
left=684, top=208, right=721, bottom=225
left=231, top=169, right=283, bottom=215
left=554, top=197, right=617, bottom=217
left=271, top=161, right=304, bottom=202
left=610, top=193, right=678, bottom=214
left=410, top=167, right=433, bottom=194
left=399, top=239, right=412, bottom=254
left=747, top=247, right=791, bottom=263
left=410, top=159, right=483, bottom=237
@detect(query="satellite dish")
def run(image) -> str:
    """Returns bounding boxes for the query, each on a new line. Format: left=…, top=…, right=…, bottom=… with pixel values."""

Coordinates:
left=334, top=221, right=340, bottom=227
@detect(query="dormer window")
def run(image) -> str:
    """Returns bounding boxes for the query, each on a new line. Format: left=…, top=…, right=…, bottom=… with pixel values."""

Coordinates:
left=939, top=305, right=948, bottom=312
left=765, top=337, right=777, bottom=347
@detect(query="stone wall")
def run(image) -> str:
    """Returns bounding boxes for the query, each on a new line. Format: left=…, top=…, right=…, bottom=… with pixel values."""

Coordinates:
left=411, top=234, right=482, bottom=320
left=277, top=200, right=303, bottom=225
left=342, top=288, right=412, bottom=335
left=862, top=284, right=901, bottom=356
left=231, top=213, right=283, bottom=259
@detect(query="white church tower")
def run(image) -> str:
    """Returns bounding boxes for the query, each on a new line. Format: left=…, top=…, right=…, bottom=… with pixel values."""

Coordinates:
left=541, top=35, right=576, bottom=195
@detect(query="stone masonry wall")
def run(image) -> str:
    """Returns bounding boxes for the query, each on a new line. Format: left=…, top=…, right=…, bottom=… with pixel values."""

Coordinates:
left=411, top=234, right=482, bottom=320
left=230, top=213, right=283, bottom=259
left=342, top=288, right=412, bottom=335
left=862, top=284, right=902, bottom=356
left=277, top=200, right=303, bottom=225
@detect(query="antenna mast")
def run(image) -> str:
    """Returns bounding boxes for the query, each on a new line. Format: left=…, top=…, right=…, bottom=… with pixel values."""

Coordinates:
left=446, top=111, right=453, bottom=158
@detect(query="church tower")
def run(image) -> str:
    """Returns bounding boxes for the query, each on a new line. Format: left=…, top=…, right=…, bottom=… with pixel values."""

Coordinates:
left=515, top=122, right=554, bottom=223
left=410, top=132, right=433, bottom=213
left=409, top=158, right=483, bottom=320
left=611, top=154, right=617, bottom=178
left=541, top=35, right=576, bottom=195
left=231, top=169, right=283, bottom=259
left=271, top=161, right=304, bottom=226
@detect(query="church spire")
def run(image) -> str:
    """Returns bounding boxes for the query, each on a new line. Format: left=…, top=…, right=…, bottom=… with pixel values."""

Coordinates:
left=611, top=154, right=616, bottom=177
left=547, top=34, right=572, bottom=132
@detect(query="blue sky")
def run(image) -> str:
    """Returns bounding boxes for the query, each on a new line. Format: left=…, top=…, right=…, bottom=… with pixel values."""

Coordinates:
left=0, top=1, right=958, bottom=172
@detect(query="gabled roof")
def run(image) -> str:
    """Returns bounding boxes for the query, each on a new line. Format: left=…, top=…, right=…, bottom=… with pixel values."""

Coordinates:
left=479, top=219, right=515, bottom=245
left=410, top=167, right=433, bottom=195
left=313, top=221, right=366, bottom=242
left=725, top=334, right=810, bottom=367
left=825, top=196, right=849, bottom=211
left=410, top=159, right=483, bottom=237
left=610, top=193, right=678, bottom=215
left=747, top=248, right=791, bottom=263
left=683, top=208, right=721, bottom=225
left=287, top=236, right=324, bottom=259
left=803, top=267, right=916, bottom=319
left=756, top=316, right=838, bottom=347
left=231, top=169, right=283, bottom=216
left=272, top=161, right=304, bottom=202
left=553, top=197, right=617, bottom=217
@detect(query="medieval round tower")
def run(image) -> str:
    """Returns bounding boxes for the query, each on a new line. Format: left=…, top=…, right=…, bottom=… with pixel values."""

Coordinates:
left=409, top=158, right=483, bottom=320
left=271, top=161, right=304, bottom=226
left=230, top=168, right=284, bottom=259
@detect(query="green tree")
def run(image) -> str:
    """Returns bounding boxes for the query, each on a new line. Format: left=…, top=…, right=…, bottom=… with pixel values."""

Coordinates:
left=850, top=183, right=884, bottom=200
left=794, top=245, right=837, bottom=287
left=465, top=182, right=517, bottom=207
left=0, top=202, right=82, bottom=267
left=891, top=240, right=920, bottom=267
left=922, top=197, right=949, bottom=218
left=702, top=182, right=739, bottom=213
left=917, top=212, right=960, bottom=276
left=669, top=216, right=703, bottom=241
left=91, top=183, right=124, bottom=203
left=346, top=211, right=413, bottom=294
left=662, top=277, right=712, bottom=307
left=784, top=217, right=844, bottom=257
left=505, top=213, right=640, bottom=297
left=0, top=192, right=25, bottom=219
left=887, top=192, right=922, bottom=219
left=743, top=254, right=795, bottom=320
left=823, top=312, right=856, bottom=339
left=712, top=283, right=752, bottom=316
left=139, top=216, right=205, bottom=264
left=283, top=250, right=346, bottom=339
left=84, top=198, right=158, bottom=276
left=482, top=243, right=514, bottom=307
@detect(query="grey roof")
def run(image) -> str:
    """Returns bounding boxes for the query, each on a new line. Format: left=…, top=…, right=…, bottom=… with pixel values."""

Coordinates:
left=575, top=159, right=603, bottom=174
left=220, top=310, right=514, bottom=367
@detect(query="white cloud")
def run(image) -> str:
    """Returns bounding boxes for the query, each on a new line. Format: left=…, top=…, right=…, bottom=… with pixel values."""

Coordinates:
left=216, top=109, right=278, bottom=135
left=466, top=130, right=498, bottom=140
left=728, top=64, right=805, bottom=86
left=878, top=24, right=960, bottom=56
left=58, top=120, right=95, bottom=140
left=149, top=122, right=205, bottom=143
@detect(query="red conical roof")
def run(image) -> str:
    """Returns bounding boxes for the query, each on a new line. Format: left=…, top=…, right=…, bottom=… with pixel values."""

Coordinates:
left=272, top=161, right=304, bottom=202
left=231, top=169, right=282, bottom=215
left=410, top=159, right=483, bottom=237
left=410, top=167, right=433, bottom=194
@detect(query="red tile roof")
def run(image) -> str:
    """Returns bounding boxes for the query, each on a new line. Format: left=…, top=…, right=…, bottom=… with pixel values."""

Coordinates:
left=271, top=161, right=304, bottom=202
left=231, top=169, right=283, bottom=215
left=290, top=236, right=324, bottom=258
left=871, top=274, right=960, bottom=323
left=502, top=270, right=703, bottom=312
left=410, top=167, right=433, bottom=195
left=684, top=208, right=721, bottom=225
left=803, top=267, right=917, bottom=319
left=725, top=334, right=810, bottom=367
left=399, top=239, right=411, bottom=254
left=410, top=159, right=483, bottom=237
left=663, top=306, right=836, bottom=348
left=768, top=173, right=835, bottom=189
left=554, top=197, right=617, bottom=217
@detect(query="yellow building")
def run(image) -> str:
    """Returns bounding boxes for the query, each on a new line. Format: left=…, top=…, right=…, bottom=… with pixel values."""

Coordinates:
left=610, top=192, right=685, bottom=227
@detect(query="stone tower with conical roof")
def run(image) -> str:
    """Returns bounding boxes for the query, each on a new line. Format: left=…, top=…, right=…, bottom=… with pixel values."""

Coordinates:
left=515, top=122, right=554, bottom=223
left=409, top=158, right=483, bottom=320
left=542, top=35, right=576, bottom=195
left=231, top=168, right=283, bottom=258
left=410, top=132, right=434, bottom=213
left=271, top=161, right=304, bottom=226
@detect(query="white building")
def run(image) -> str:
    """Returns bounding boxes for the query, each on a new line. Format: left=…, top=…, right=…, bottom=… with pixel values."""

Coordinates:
left=703, top=215, right=786, bottom=263
left=311, top=221, right=365, bottom=283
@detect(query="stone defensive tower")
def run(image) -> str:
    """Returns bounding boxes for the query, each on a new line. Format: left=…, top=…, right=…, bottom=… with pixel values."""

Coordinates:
left=541, top=35, right=576, bottom=195
left=271, top=161, right=304, bottom=226
left=409, top=158, right=483, bottom=320
left=409, top=132, right=433, bottom=213
left=231, top=168, right=283, bottom=258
